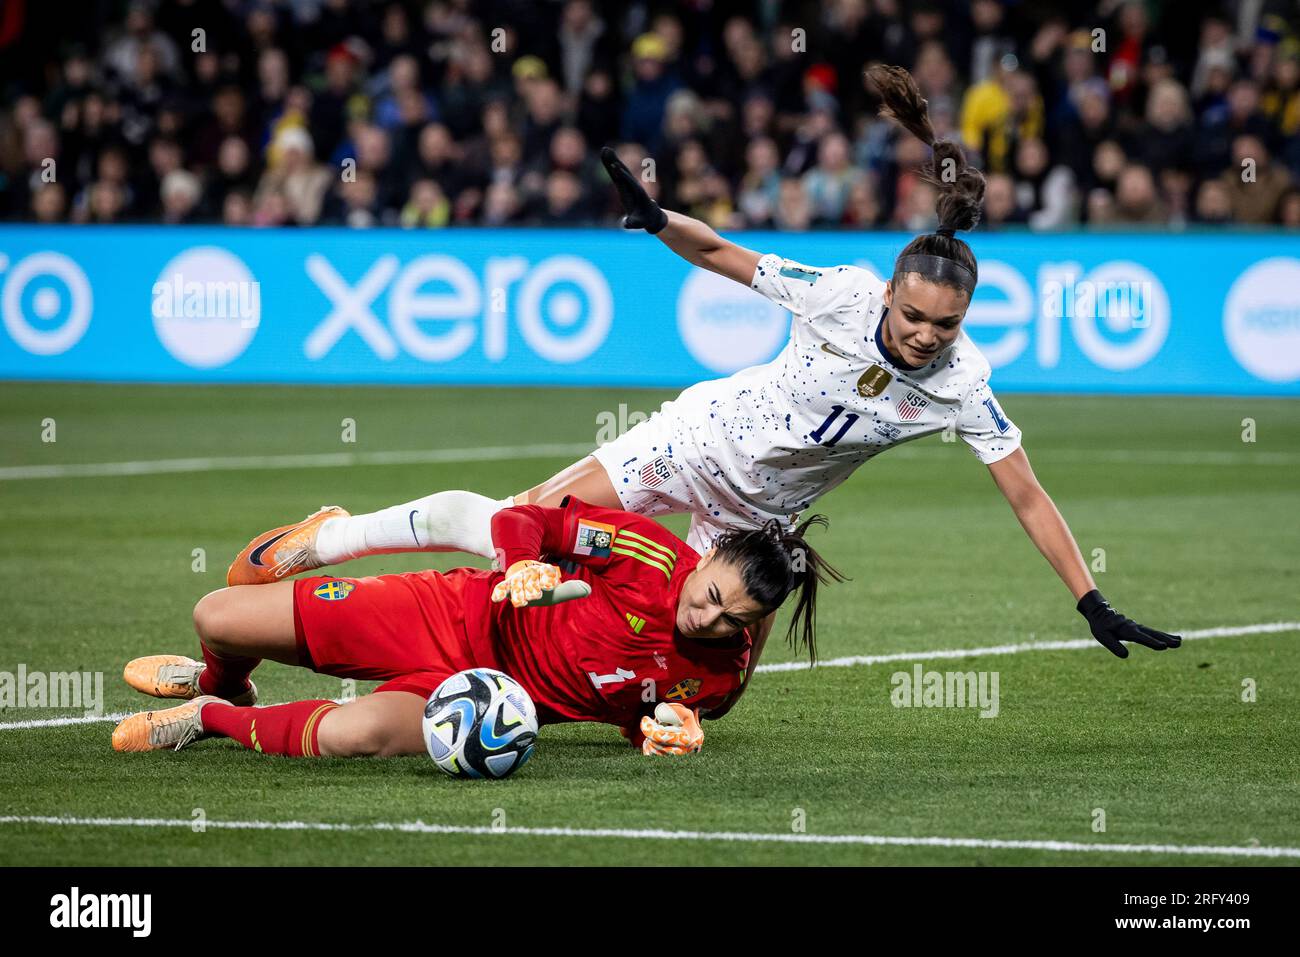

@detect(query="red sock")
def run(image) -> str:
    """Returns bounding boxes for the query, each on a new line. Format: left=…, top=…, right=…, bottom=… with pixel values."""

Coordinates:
left=203, top=700, right=338, bottom=757
left=197, top=642, right=259, bottom=699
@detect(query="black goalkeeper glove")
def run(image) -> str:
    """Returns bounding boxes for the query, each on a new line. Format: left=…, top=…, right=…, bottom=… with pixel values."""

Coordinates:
left=1077, top=589, right=1182, bottom=658
left=600, top=146, right=668, bottom=234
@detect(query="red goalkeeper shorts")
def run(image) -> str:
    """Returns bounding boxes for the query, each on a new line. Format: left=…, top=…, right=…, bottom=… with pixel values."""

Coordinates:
left=292, top=568, right=488, bottom=698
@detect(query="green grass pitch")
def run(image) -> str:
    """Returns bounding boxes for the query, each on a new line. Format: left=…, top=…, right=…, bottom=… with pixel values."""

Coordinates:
left=0, top=382, right=1296, bottom=866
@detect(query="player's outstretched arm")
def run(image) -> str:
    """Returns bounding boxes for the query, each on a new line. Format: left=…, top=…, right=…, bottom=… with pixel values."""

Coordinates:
left=987, top=447, right=1182, bottom=658
left=600, top=146, right=760, bottom=286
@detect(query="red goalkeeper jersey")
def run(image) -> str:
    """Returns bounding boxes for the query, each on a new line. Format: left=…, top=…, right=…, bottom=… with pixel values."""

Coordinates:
left=461, top=497, right=751, bottom=734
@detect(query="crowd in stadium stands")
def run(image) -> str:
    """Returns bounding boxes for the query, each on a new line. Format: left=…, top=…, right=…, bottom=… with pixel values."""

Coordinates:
left=2, top=0, right=1300, bottom=230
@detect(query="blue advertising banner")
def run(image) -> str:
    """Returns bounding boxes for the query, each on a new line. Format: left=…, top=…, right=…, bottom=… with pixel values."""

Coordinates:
left=0, top=225, right=1297, bottom=395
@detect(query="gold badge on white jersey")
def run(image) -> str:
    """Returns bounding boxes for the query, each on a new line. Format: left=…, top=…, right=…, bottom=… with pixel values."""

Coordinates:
left=857, top=364, right=892, bottom=398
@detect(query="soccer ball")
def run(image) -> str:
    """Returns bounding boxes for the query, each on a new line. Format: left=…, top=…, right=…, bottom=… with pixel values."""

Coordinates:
left=422, top=668, right=538, bottom=779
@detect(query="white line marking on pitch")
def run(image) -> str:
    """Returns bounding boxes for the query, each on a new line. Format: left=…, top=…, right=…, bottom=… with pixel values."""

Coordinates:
left=0, top=443, right=596, bottom=481
left=0, top=712, right=130, bottom=730
left=2, top=621, right=1295, bottom=733
left=0, top=815, right=1294, bottom=859
left=756, top=621, right=1300, bottom=673
left=4, top=444, right=1297, bottom=482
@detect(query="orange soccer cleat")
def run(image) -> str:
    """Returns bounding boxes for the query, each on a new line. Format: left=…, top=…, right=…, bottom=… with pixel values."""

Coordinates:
left=123, top=655, right=257, bottom=707
left=111, top=696, right=228, bottom=753
left=226, top=505, right=348, bottom=586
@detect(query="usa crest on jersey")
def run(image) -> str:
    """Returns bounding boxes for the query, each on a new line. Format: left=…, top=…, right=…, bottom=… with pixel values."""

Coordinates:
left=897, top=390, right=930, bottom=421
left=639, top=455, right=674, bottom=490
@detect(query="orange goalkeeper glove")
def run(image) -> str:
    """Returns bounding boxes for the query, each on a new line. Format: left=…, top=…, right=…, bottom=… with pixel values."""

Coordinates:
left=490, top=560, right=591, bottom=608
left=640, top=702, right=703, bottom=756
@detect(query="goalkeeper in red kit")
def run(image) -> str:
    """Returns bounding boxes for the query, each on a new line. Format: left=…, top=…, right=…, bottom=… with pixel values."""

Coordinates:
left=112, top=497, right=843, bottom=758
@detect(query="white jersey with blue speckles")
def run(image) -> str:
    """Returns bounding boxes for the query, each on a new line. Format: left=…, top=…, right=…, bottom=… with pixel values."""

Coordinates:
left=644, top=253, right=1022, bottom=518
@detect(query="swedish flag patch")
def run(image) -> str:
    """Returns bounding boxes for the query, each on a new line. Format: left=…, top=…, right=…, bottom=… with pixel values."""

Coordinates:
left=665, top=678, right=702, bottom=701
left=313, top=580, right=355, bottom=601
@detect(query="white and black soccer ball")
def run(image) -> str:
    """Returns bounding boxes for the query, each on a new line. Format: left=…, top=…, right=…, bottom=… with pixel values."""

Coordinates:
left=422, top=668, right=538, bottom=779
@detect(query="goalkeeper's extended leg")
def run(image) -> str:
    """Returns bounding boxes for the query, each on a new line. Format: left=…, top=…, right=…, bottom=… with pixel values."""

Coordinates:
left=113, top=697, right=338, bottom=755
left=114, top=693, right=425, bottom=757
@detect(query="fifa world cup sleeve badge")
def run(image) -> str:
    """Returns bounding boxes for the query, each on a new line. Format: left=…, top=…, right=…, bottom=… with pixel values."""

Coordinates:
left=574, top=519, right=616, bottom=558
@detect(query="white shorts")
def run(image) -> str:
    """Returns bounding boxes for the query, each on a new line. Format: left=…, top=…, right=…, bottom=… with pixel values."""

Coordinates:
left=590, top=410, right=796, bottom=554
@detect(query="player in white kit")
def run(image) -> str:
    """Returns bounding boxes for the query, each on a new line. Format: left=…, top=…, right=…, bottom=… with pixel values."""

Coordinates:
left=228, top=65, right=1179, bottom=716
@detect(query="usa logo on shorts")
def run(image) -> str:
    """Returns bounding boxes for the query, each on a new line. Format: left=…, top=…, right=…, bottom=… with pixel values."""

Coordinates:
left=313, top=580, right=355, bottom=601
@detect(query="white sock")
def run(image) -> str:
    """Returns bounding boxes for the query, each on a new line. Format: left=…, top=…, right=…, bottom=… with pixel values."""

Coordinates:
left=314, top=491, right=512, bottom=564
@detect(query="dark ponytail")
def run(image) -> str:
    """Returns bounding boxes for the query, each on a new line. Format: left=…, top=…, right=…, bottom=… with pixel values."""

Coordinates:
left=866, top=63, right=984, bottom=289
left=710, top=514, right=847, bottom=664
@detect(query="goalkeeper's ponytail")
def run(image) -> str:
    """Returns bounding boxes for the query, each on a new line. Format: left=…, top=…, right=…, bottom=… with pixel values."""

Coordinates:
left=710, top=515, right=847, bottom=664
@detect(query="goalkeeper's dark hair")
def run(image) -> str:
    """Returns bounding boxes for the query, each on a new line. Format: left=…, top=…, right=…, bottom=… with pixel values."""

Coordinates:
left=710, top=514, right=847, bottom=664
left=866, top=62, right=984, bottom=291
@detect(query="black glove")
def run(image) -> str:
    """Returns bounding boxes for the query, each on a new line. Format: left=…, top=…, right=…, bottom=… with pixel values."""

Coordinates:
left=600, top=146, right=668, bottom=234
left=1078, top=589, right=1182, bottom=658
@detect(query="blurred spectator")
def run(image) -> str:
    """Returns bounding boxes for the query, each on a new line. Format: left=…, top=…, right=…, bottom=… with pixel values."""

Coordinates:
left=161, top=169, right=202, bottom=223
left=1134, top=79, right=1196, bottom=175
left=1194, top=178, right=1233, bottom=224
left=1091, top=139, right=1127, bottom=199
left=481, top=181, right=523, bottom=226
left=538, top=170, right=591, bottom=225
left=737, top=136, right=782, bottom=226
left=324, top=169, right=381, bottom=228
left=1055, top=79, right=1115, bottom=188
left=983, top=172, right=1026, bottom=227
left=255, top=126, right=332, bottom=225
left=223, top=189, right=253, bottom=226
left=103, top=2, right=180, bottom=87
left=1197, top=77, right=1279, bottom=175
left=842, top=176, right=881, bottom=227
left=558, top=1, right=613, bottom=98
left=1276, top=187, right=1300, bottom=226
left=801, top=131, right=867, bottom=224
left=1104, top=1, right=1155, bottom=109
left=1217, top=134, right=1293, bottom=222
left=1111, top=164, right=1167, bottom=224
left=205, top=136, right=257, bottom=220
left=621, top=33, right=681, bottom=155
left=1012, top=137, right=1077, bottom=228
left=400, top=178, right=451, bottom=228
left=774, top=177, right=813, bottom=231
left=960, top=58, right=1046, bottom=174
left=30, top=182, right=67, bottom=223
